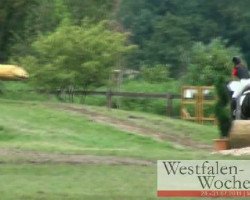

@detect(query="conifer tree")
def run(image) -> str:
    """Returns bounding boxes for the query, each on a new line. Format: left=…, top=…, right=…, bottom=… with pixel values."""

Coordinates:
left=215, top=76, right=232, bottom=138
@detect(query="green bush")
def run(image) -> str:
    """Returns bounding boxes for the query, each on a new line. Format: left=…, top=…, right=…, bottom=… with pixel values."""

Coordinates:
left=185, top=38, right=241, bottom=85
left=215, top=76, right=232, bottom=138
left=16, top=20, right=136, bottom=90
left=141, top=64, right=171, bottom=83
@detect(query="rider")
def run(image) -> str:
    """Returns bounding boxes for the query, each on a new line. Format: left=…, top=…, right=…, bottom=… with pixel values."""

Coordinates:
left=229, top=57, right=250, bottom=118
left=232, top=56, right=250, bottom=80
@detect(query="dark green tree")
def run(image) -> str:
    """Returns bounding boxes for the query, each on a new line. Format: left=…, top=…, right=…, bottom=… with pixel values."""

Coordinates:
left=0, top=0, right=36, bottom=62
left=119, top=0, right=250, bottom=76
left=64, top=0, right=115, bottom=24
left=215, top=76, right=232, bottom=138
left=1, top=0, right=116, bottom=62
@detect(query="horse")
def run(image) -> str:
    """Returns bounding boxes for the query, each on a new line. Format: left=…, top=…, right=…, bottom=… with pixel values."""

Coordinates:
left=228, top=80, right=250, bottom=120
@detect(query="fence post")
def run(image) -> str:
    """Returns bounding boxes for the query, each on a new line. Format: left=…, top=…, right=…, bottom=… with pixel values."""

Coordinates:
left=166, top=94, right=173, bottom=117
left=107, top=90, right=112, bottom=109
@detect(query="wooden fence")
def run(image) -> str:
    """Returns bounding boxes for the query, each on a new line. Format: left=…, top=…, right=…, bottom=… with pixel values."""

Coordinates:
left=4, top=89, right=179, bottom=116
left=2, top=88, right=216, bottom=119
left=181, top=86, right=216, bottom=124
left=54, top=89, right=181, bottom=117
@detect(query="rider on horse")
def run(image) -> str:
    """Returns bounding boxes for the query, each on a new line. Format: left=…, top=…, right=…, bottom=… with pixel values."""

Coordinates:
left=228, top=57, right=250, bottom=119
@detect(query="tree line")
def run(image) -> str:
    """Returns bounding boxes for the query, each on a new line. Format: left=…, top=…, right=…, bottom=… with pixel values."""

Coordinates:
left=1, top=0, right=249, bottom=89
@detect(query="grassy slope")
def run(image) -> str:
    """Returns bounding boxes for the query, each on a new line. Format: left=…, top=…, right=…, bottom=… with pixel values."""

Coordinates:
left=0, top=99, right=221, bottom=160
left=0, top=99, right=244, bottom=200
left=84, top=105, right=219, bottom=144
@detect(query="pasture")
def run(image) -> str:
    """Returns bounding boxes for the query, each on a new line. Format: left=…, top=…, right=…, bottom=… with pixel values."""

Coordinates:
left=0, top=99, right=243, bottom=199
left=1, top=1, right=250, bottom=199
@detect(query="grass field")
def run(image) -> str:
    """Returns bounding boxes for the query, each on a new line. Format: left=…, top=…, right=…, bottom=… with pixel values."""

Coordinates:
left=0, top=164, right=157, bottom=200
left=0, top=98, right=246, bottom=199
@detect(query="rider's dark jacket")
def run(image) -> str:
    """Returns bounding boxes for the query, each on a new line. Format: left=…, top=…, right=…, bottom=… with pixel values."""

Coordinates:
left=232, top=64, right=250, bottom=79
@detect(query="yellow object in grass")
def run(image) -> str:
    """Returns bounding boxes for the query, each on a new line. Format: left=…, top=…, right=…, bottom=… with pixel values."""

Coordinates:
left=0, top=64, right=29, bottom=81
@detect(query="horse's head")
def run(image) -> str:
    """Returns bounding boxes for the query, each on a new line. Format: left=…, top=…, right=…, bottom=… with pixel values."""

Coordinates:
left=0, top=65, right=29, bottom=81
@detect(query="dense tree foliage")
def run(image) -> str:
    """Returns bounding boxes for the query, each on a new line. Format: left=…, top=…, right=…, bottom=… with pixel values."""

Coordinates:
left=64, top=0, right=115, bottom=24
left=119, top=0, right=250, bottom=77
left=0, top=0, right=116, bottom=62
left=0, top=0, right=36, bottom=61
left=185, top=39, right=241, bottom=85
left=1, top=0, right=250, bottom=88
left=18, top=21, right=135, bottom=89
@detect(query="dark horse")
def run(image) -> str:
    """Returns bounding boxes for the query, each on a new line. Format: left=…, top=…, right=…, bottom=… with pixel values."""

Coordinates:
left=227, top=81, right=250, bottom=120
left=235, top=85, right=250, bottom=119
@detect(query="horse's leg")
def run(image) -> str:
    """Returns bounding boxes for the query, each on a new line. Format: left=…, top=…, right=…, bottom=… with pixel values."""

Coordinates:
left=241, top=94, right=250, bottom=119
left=231, top=98, right=237, bottom=119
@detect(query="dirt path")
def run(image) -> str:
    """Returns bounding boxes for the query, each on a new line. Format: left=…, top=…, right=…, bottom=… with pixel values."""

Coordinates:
left=0, top=149, right=153, bottom=166
left=213, top=147, right=250, bottom=156
left=46, top=103, right=211, bottom=150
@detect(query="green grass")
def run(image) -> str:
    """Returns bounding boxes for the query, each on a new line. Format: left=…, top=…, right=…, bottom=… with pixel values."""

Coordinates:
left=0, top=99, right=219, bottom=160
left=0, top=98, right=246, bottom=200
left=122, top=80, right=180, bottom=93
left=0, top=164, right=156, bottom=200
left=0, top=163, right=242, bottom=200
left=0, top=82, right=54, bottom=101
left=78, top=104, right=219, bottom=144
